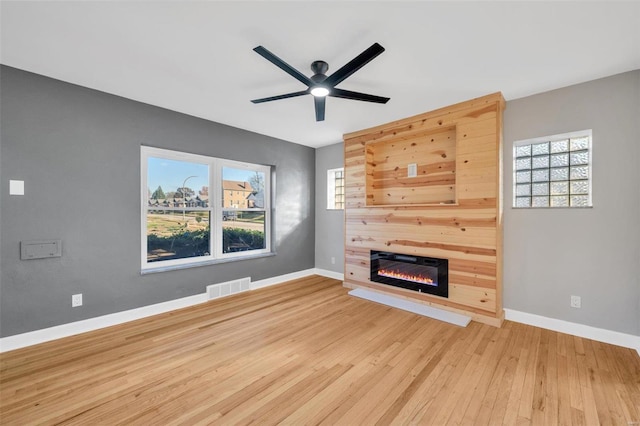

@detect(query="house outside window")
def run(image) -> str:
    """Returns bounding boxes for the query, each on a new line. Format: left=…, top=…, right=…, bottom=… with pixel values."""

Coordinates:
left=513, top=130, right=592, bottom=208
left=141, top=146, right=271, bottom=271
left=327, top=167, right=345, bottom=210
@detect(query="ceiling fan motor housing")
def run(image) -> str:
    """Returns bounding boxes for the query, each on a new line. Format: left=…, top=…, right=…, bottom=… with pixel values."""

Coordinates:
left=310, top=60, right=329, bottom=82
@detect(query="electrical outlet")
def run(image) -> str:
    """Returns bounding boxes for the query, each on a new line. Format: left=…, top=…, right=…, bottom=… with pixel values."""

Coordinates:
left=570, top=295, right=581, bottom=308
left=72, top=293, right=83, bottom=307
left=331, top=257, right=336, bottom=265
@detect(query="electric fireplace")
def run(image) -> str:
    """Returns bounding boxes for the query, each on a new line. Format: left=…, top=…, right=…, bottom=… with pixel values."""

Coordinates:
left=370, top=251, right=448, bottom=298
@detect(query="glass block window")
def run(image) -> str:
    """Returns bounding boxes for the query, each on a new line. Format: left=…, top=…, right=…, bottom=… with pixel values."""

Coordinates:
left=327, top=167, right=345, bottom=210
left=513, top=130, right=592, bottom=208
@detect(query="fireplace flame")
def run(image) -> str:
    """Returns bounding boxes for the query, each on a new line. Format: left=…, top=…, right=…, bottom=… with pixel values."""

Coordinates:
left=378, top=268, right=436, bottom=286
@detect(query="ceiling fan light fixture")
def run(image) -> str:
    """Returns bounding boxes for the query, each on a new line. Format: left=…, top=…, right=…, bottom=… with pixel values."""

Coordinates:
left=310, top=86, right=330, bottom=97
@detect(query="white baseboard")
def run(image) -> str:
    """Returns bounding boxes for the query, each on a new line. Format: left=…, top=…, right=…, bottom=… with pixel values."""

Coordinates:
left=505, top=309, right=640, bottom=356
left=0, top=293, right=209, bottom=353
left=0, top=268, right=322, bottom=353
left=312, top=268, right=344, bottom=281
left=14, top=272, right=633, bottom=357
left=250, top=268, right=317, bottom=290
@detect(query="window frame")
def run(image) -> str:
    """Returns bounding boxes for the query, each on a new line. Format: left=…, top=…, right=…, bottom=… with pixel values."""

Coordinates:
left=512, top=129, right=593, bottom=209
left=141, top=146, right=272, bottom=272
left=217, top=159, right=271, bottom=261
left=327, top=167, right=345, bottom=210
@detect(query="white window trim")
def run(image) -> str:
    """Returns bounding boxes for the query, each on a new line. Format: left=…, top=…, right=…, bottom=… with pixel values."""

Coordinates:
left=327, top=167, right=345, bottom=210
left=141, top=146, right=271, bottom=271
left=512, top=129, right=593, bottom=209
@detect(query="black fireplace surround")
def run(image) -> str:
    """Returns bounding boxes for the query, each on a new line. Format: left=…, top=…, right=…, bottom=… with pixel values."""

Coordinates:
left=370, top=251, right=448, bottom=298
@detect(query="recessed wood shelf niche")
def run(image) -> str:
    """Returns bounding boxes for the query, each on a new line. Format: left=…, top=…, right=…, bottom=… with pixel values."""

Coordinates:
left=344, top=92, right=505, bottom=327
left=366, top=125, right=457, bottom=206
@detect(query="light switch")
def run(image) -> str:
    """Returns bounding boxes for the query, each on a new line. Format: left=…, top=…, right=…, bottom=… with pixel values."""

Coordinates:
left=9, top=180, right=25, bottom=195
left=407, top=163, right=417, bottom=178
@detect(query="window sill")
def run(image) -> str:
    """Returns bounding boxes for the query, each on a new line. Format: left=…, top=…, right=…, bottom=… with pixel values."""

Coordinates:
left=141, top=251, right=276, bottom=275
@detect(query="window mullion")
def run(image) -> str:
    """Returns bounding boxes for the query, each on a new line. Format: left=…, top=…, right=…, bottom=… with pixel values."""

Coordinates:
left=212, top=159, right=222, bottom=258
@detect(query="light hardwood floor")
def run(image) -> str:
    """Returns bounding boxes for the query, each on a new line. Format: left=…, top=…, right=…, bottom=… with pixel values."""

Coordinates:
left=1, top=276, right=639, bottom=425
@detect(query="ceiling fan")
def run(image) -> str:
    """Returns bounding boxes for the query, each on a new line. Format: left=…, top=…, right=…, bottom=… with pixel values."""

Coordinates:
left=251, top=43, right=390, bottom=122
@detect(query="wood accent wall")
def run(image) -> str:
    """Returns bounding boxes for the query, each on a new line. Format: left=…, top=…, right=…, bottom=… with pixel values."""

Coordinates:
left=343, top=93, right=506, bottom=326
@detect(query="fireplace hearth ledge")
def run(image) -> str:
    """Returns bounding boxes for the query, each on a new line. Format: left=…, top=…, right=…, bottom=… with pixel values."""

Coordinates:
left=349, top=288, right=471, bottom=327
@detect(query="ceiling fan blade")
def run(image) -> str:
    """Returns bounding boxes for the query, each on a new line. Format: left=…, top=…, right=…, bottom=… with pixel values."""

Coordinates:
left=253, top=46, right=312, bottom=87
left=323, top=43, right=385, bottom=87
left=251, top=90, right=309, bottom=104
left=314, top=96, right=326, bottom=121
left=329, top=88, right=390, bottom=104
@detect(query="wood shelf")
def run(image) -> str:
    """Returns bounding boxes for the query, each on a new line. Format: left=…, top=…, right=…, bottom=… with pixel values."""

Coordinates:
left=362, top=202, right=459, bottom=208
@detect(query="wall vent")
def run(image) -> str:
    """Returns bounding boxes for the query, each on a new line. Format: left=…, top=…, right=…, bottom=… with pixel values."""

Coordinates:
left=207, top=277, right=252, bottom=300
left=240, top=277, right=251, bottom=291
left=220, top=283, right=230, bottom=297
left=207, top=285, right=221, bottom=299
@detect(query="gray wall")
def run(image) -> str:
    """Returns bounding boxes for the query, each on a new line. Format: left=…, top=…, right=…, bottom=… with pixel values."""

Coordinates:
left=314, top=142, right=344, bottom=274
left=0, top=66, right=315, bottom=337
left=503, top=70, right=640, bottom=336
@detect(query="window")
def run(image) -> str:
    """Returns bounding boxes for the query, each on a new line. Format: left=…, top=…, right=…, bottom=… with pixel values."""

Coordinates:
left=513, top=130, right=592, bottom=208
left=327, top=167, right=345, bottom=210
left=141, top=146, right=271, bottom=270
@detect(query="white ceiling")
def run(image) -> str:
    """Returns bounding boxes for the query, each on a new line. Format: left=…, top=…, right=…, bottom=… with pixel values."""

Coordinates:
left=2, top=1, right=639, bottom=148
